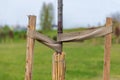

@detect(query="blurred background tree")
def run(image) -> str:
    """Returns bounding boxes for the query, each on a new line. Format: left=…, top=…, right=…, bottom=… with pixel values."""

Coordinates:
left=40, top=2, right=54, bottom=32
left=111, top=12, right=120, bottom=43
left=0, top=25, right=14, bottom=42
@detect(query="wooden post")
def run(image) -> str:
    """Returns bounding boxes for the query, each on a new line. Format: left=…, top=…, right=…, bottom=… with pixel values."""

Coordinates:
left=103, top=17, right=112, bottom=80
left=52, top=52, right=65, bottom=80
left=25, top=15, right=36, bottom=80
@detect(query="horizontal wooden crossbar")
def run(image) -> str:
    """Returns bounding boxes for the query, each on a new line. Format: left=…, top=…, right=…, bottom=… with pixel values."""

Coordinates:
left=27, top=26, right=112, bottom=52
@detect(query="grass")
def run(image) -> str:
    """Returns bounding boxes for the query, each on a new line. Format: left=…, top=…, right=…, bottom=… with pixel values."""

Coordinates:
left=0, top=40, right=120, bottom=80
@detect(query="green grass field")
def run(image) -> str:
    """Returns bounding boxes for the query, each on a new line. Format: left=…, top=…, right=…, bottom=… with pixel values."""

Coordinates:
left=0, top=40, right=120, bottom=80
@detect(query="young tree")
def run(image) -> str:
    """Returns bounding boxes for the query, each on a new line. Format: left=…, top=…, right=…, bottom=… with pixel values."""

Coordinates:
left=40, top=2, right=54, bottom=31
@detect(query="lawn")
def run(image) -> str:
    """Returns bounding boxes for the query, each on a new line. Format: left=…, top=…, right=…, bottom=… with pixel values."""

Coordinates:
left=0, top=40, right=120, bottom=80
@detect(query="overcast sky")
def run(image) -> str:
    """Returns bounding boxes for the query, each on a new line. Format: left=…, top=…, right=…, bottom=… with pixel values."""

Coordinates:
left=0, top=0, right=120, bottom=28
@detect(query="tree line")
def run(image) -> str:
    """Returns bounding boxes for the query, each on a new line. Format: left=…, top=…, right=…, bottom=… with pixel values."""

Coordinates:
left=0, top=25, right=26, bottom=43
left=0, top=2, right=120, bottom=43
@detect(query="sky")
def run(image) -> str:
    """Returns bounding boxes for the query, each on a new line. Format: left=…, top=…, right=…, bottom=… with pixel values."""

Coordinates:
left=0, top=0, right=120, bottom=29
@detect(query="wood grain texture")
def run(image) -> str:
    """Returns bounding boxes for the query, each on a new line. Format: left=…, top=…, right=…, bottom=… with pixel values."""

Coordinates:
left=52, top=52, right=65, bottom=80
left=25, top=15, right=36, bottom=80
left=103, top=17, right=112, bottom=80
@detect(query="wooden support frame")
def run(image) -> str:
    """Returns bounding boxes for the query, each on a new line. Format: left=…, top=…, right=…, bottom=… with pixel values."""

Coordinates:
left=25, top=15, right=36, bottom=80
left=103, top=17, right=112, bottom=80
left=24, top=16, right=112, bottom=80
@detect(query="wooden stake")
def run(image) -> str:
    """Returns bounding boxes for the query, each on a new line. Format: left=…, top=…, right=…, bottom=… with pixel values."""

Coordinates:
left=52, top=53, right=55, bottom=80
left=25, top=15, right=36, bottom=80
left=58, top=54, right=60, bottom=80
left=103, top=17, right=112, bottom=80
left=52, top=53, right=58, bottom=80
left=60, top=52, right=65, bottom=80
left=52, top=52, right=65, bottom=80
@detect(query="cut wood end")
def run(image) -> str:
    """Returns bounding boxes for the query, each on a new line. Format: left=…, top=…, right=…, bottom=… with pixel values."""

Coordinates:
left=106, top=17, right=112, bottom=27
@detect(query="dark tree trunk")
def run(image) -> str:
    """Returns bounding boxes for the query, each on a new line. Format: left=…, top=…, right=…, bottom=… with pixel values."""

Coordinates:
left=57, top=0, right=63, bottom=53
